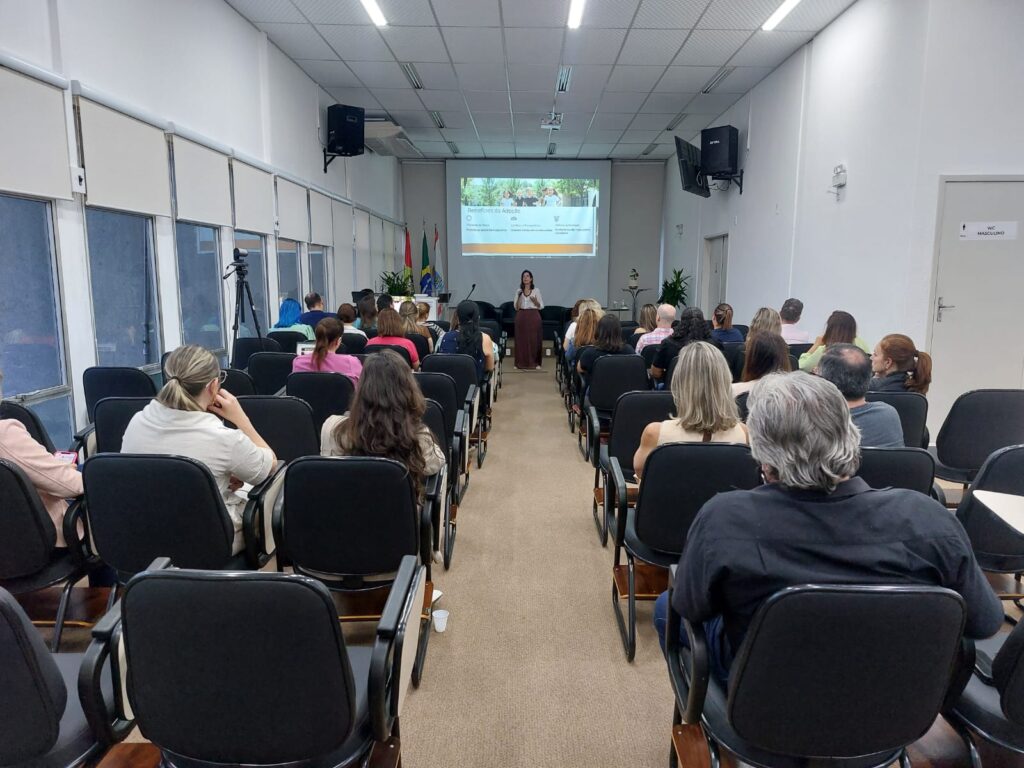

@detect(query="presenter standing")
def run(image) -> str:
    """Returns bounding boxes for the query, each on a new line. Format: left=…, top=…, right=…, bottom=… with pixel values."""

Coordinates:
left=514, top=270, right=544, bottom=370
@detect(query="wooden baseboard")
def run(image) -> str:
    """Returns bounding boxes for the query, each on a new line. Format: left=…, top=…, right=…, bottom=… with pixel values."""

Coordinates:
left=613, top=563, right=668, bottom=599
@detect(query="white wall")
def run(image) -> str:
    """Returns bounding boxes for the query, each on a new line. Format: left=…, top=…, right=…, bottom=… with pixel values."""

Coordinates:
left=661, top=0, right=1024, bottom=347
left=400, top=161, right=449, bottom=284
left=608, top=162, right=664, bottom=304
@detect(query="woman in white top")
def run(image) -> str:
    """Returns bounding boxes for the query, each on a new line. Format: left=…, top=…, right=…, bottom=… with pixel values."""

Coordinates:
left=634, top=341, right=748, bottom=478
left=513, top=269, right=545, bottom=370
left=121, top=345, right=276, bottom=555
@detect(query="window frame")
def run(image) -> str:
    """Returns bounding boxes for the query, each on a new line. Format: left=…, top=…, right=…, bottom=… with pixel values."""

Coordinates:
left=173, top=219, right=226, bottom=358
left=275, top=236, right=301, bottom=305
left=308, top=244, right=329, bottom=308
left=232, top=230, right=271, bottom=336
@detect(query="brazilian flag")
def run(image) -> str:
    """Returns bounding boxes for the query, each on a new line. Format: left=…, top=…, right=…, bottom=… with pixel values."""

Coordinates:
left=420, top=229, right=433, bottom=295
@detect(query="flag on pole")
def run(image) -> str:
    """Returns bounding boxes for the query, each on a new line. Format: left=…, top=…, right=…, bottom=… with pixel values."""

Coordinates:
left=433, top=225, right=446, bottom=294
left=420, top=227, right=433, bottom=295
left=403, top=227, right=413, bottom=287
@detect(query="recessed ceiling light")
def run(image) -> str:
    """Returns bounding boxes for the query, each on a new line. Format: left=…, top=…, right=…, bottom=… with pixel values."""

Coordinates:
left=556, top=66, right=573, bottom=93
left=567, top=0, right=587, bottom=29
left=358, top=0, right=388, bottom=27
left=666, top=112, right=687, bottom=131
left=547, top=142, right=557, bottom=155
left=400, top=62, right=423, bottom=90
left=446, top=140, right=460, bottom=154
left=429, top=111, right=445, bottom=129
left=642, top=142, right=658, bottom=155
left=762, top=0, right=803, bottom=31
left=701, top=67, right=734, bottom=94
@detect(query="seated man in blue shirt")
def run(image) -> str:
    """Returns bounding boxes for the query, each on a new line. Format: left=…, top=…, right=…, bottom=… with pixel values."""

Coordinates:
left=817, top=343, right=903, bottom=447
left=297, top=292, right=335, bottom=328
left=654, top=372, right=1002, bottom=685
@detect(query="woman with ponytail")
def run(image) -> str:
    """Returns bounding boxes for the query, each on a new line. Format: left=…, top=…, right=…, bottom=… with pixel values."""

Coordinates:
left=870, top=334, right=933, bottom=395
left=711, top=302, right=744, bottom=343
left=292, top=317, right=362, bottom=381
left=121, top=345, right=276, bottom=554
left=438, top=300, right=494, bottom=379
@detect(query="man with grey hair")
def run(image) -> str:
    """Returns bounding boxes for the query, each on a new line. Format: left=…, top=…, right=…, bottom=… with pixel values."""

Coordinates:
left=635, top=304, right=676, bottom=353
left=817, top=344, right=903, bottom=448
left=654, top=372, right=1001, bottom=684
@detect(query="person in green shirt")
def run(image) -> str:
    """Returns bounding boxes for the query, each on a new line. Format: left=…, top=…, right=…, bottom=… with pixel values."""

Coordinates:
left=798, top=310, right=870, bottom=371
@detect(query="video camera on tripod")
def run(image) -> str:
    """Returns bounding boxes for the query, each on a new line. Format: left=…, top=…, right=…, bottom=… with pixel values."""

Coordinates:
left=223, top=247, right=264, bottom=346
left=223, top=247, right=249, bottom=278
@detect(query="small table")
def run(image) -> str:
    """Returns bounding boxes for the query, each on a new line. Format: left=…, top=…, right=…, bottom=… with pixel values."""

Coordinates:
left=622, top=287, right=653, bottom=323
left=973, top=490, right=1024, bottom=533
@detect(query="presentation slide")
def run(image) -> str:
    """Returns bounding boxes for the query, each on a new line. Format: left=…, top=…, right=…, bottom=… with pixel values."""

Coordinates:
left=459, top=177, right=599, bottom=259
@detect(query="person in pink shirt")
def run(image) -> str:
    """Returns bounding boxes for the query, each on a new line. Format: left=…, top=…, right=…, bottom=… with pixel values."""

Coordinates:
left=292, top=317, right=362, bottom=381
left=365, top=308, right=420, bottom=369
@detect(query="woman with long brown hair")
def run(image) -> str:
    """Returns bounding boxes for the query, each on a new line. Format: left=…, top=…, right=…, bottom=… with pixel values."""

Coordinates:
left=734, top=331, right=791, bottom=396
left=513, top=269, right=544, bottom=370
left=798, top=309, right=870, bottom=371
left=870, top=334, right=932, bottom=394
left=292, top=317, right=362, bottom=381
left=365, top=308, right=421, bottom=368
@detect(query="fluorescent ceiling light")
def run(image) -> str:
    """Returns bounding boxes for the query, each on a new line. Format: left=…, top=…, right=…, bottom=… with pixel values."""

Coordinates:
left=701, top=67, right=734, bottom=94
left=400, top=62, right=423, bottom=89
left=641, top=142, right=658, bottom=156
left=446, top=140, right=460, bottom=154
left=429, top=111, right=445, bottom=129
left=556, top=66, right=573, bottom=93
left=666, top=112, right=687, bottom=131
left=567, top=0, right=586, bottom=29
left=762, top=0, right=803, bottom=31
left=359, top=0, right=388, bottom=27
left=547, top=142, right=557, bottom=155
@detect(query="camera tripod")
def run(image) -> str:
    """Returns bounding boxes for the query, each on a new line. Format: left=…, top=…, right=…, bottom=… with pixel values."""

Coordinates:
left=223, top=248, right=264, bottom=350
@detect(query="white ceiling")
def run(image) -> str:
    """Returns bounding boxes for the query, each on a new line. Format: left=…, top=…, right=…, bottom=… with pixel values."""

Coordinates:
left=226, top=0, right=857, bottom=159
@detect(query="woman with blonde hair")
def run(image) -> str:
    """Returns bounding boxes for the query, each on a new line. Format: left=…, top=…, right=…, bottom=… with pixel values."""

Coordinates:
left=400, top=300, right=434, bottom=353
left=566, top=305, right=602, bottom=365
left=562, top=298, right=602, bottom=351
left=748, top=307, right=783, bottom=338
left=121, top=345, right=276, bottom=554
left=634, top=341, right=748, bottom=478
left=633, top=303, right=658, bottom=339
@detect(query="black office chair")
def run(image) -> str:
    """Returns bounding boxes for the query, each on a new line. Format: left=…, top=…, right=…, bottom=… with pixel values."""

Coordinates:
left=341, top=332, right=367, bottom=354
left=111, top=557, right=423, bottom=768
left=221, top=367, right=256, bottom=396
left=82, top=367, right=157, bottom=423
left=611, top=443, right=760, bottom=661
left=930, top=390, right=1024, bottom=485
left=406, top=332, right=431, bottom=362
left=594, top=391, right=674, bottom=546
left=92, top=397, right=150, bottom=453
left=866, top=391, right=929, bottom=449
left=0, top=587, right=133, bottom=766
left=733, top=323, right=749, bottom=339
left=433, top=319, right=451, bottom=332
left=584, top=354, right=650, bottom=463
left=0, top=460, right=94, bottom=651
left=246, top=351, right=296, bottom=395
left=789, top=342, right=813, bottom=357
left=230, top=336, right=280, bottom=370
left=275, top=456, right=434, bottom=686
left=285, top=371, right=356, bottom=434
left=640, top=344, right=661, bottom=371
left=541, top=305, right=568, bottom=342
left=498, top=301, right=515, bottom=338
left=415, top=371, right=467, bottom=509
left=423, top=399, right=455, bottom=570
left=666, top=583, right=967, bottom=768
left=237, top=396, right=319, bottom=462
left=365, top=343, right=413, bottom=367
left=475, top=300, right=499, bottom=321
left=955, top=445, right=1024, bottom=576
left=721, top=342, right=746, bottom=382
left=422, top=353, right=487, bottom=469
left=1, top=399, right=57, bottom=452
left=266, top=330, right=307, bottom=353
left=736, top=391, right=750, bottom=421
left=857, top=446, right=936, bottom=496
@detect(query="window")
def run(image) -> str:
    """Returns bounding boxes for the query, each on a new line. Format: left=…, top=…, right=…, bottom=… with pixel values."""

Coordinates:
left=308, top=246, right=327, bottom=306
left=0, top=192, right=73, bottom=447
left=175, top=222, right=224, bottom=352
left=276, top=238, right=299, bottom=304
left=233, top=232, right=270, bottom=338
left=85, top=208, right=161, bottom=367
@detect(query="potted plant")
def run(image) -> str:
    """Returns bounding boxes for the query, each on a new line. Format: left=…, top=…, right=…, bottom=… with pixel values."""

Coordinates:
left=658, top=268, right=690, bottom=308
left=628, top=268, right=639, bottom=289
left=379, top=270, right=413, bottom=297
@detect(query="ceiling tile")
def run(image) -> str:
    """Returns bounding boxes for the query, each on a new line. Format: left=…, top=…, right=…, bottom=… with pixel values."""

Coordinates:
left=606, top=65, right=664, bottom=91
left=617, top=28, right=689, bottom=65
left=415, top=141, right=454, bottom=156
left=319, top=25, right=393, bottom=60
left=516, top=150, right=548, bottom=157
left=621, top=129, right=660, bottom=143
left=226, top=0, right=306, bottom=23
left=698, top=0, right=779, bottom=30
left=258, top=22, right=337, bottom=59
left=511, top=91, right=557, bottom=112
left=329, top=87, right=382, bottom=109
left=505, top=28, right=565, bottom=65
left=439, top=110, right=474, bottom=127
left=454, top=62, right=508, bottom=90
left=295, top=59, right=362, bottom=87
left=610, top=143, right=647, bottom=158
left=432, top=0, right=502, bottom=26
left=591, top=112, right=633, bottom=129
left=515, top=125, right=558, bottom=142
left=584, top=128, right=626, bottom=142
left=515, top=142, right=550, bottom=152
left=373, top=88, right=425, bottom=110
left=685, top=92, right=740, bottom=113
left=627, top=113, right=677, bottom=130
left=552, top=142, right=582, bottom=155
left=599, top=91, right=648, bottom=112
left=443, top=27, right=506, bottom=63
left=419, top=89, right=467, bottom=110
left=634, top=0, right=710, bottom=29
left=565, top=64, right=613, bottom=92
left=463, top=89, right=511, bottom=111
left=375, top=0, right=438, bottom=26
left=389, top=109, right=436, bottom=127
left=713, top=65, right=772, bottom=93
left=452, top=140, right=484, bottom=155
left=500, top=0, right=569, bottom=27
left=729, top=30, right=813, bottom=67
left=512, top=112, right=548, bottom=129
left=581, top=0, right=641, bottom=28
left=482, top=142, right=517, bottom=156
left=409, top=62, right=459, bottom=89
left=673, top=29, right=750, bottom=65
left=477, top=129, right=514, bottom=141
left=640, top=92, right=695, bottom=113
left=655, top=65, right=720, bottom=92
left=562, top=28, right=628, bottom=64
left=347, top=60, right=410, bottom=87
left=646, top=144, right=677, bottom=158
left=441, top=128, right=481, bottom=142
left=380, top=26, right=450, bottom=62
left=776, top=0, right=857, bottom=31
left=553, top=91, right=602, bottom=112
left=291, top=0, right=372, bottom=24
left=472, top=112, right=513, bottom=130
left=508, top=64, right=558, bottom=91
left=579, top=142, right=616, bottom=156
left=404, top=127, right=443, bottom=141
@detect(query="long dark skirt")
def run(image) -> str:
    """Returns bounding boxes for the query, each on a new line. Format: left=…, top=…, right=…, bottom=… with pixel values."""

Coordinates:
left=514, top=308, right=543, bottom=368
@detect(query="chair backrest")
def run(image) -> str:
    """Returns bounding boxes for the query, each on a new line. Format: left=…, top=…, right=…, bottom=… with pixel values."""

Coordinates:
left=237, top=396, right=319, bottom=462
left=0, top=400, right=56, bottom=453
left=640, top=344, right=660, bottom=369
left=728, top=585, right=965, bottom=758
left=423, top=399, right=450, bottom=455
left=635, top=443, right=760, bottom=555
left=422, top=354, right=479, bottom=401
left=280, top=457, right=422, bottom=578
left=866, top=391, right=928, bottom=449
left=341, top=333, right=367, bottom=354
left=955, top=444, right=1024, bottom=571
left=588, top=354, right=650, bottom=411
left=221, top=367, right=256, bottom=397
left=721, top=342, right=746, bottom=382
left=478, top=319, right=501, bottom=341
left=366, top=343, right=412, bottom=366
left=405, top=333, right=430, bottom=361
left=121, top=569, right=356, bottom=765
left=247, top=351, right=297, bottom=395
left=736, top=391, right=750, bottom=421
left=475, top=300, right=499, bottom=320
left=94, top=397, right=151, bottom=453
left=541, top=305, right=567, bottom=325
left=788, top=342, right=813, bottom=357
left=857, top=447, right=935, bottom=496
left=936, top=389, right=1024, bottom=476
left=266, top=330, right=307, bottom=354
left=83, top=366, right=157, bottom=422
left=433, top=319, right=451, bottom=332
left=993, top=616, right=1024, bottom=725
left=285, top=372, right=356, bottom=435
left=666, top=354, right=679, bottom=383
left=230, top=336, right=281, bottom=370
left=0, top=460, right=57, bottom=579
left=0, top=588, right=68, bottom=764
left=606, top=392, right=675, bottom=480
left=414, top=372, right=459, bottom=440
left=82, top=454, right=234, bottom=580
left=732, top=324, right=749, bottom=339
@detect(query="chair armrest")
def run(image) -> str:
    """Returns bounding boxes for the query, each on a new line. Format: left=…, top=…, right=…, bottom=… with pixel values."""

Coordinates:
left=665, top=575, right=710, bottom=724
left=943, top=637, right=977, bottom=713
left=78, top=602, right=134, bottom=747
left=370, top=556, right=419, bottom=741
left=271, top=468, right=290, bottom=570
left=419, top=495, right=434, bottom=580
left=587, top=406, right=601, bottom=468
left=71, top=425, right=95, bottom=460
left=378, top=555, right=417, bottom=640
left=424, top=472, right=443, bottom=507
left=63, top=499, right=98, bottom=567
left=466, top=384, right=480, bottom=427
left=609, top=457, right=630, bottom=547
left=931, top=482, right=947, bottom=506
left=243, top=461, right=287, bottom=566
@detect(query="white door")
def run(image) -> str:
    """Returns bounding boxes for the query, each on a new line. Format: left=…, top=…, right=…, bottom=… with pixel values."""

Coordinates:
left=928, top=179, right=1024, bottom=436
left=701, top=234, right=728, bottom=313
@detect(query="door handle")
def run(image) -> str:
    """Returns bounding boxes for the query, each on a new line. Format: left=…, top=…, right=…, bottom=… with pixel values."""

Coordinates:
left=936, top=296, right=956, bottom=322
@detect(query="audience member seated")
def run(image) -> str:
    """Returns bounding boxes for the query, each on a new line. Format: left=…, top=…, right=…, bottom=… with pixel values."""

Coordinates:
left=336, top=303, right=365, bottom=337
left=779, top=297, right=812, bottom=343
left=356, top=294, right=378, bottom=332
left=799, top=309, right=870, bottom=371
left=870, top=333, right=932, bottom=394
left=366, top=308, right=420, bottom=368
left=376, top=294, right=394, bottom=313
left=651, top=307, right=721, bottom=381
left=733, top=331, right=791, bottom=396
left=711, top=303, right=744, bottom=343
left=632, top=304, right=658, bottom=340
left=272, top=298, right=314, bottom=340
left=635, top=341, right=748, bottom=478
left=562, top=298, right=601, bottom=352
left=439, top=300, right=495, bottom=379
left=576, top=315, right=635, bottom=390
left=748, top=306, right=783, bottom=338
left=298, top=292, right=335, bottom=327
left=292, top=318, right=362, bottom=381
left=565, top=305, right=601, bottom=366
left=121, top=345, right=276, bottom=554
left=417, top=301, right=445, bottom=345
left=817, top=344, right=903, bottom=447
left=635, top=304, right=676, bottom=354
left=400, top=300, right=434, bottom=353
left=654, top=371, right=1002, bottom=682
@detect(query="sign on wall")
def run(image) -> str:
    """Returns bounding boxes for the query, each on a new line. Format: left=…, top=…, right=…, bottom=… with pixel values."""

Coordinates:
left=959, top=221, right=1018, bottom=241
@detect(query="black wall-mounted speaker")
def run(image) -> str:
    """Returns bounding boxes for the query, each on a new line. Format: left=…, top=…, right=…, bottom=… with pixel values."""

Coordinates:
left=327, top=104, right=365, bottom=157
left=700, top=125, right=738, bottom=176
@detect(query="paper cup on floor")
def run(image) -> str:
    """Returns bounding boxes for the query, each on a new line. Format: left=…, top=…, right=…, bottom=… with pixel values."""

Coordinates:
left=432, top=609, right=450, bottom=633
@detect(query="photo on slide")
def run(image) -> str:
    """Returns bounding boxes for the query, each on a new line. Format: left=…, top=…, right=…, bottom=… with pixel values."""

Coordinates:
left=459, top=177, right=599, bottom=208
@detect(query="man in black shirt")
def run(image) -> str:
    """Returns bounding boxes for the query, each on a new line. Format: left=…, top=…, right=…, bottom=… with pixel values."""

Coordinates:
left=655, top=372, right=1002, bottom=683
